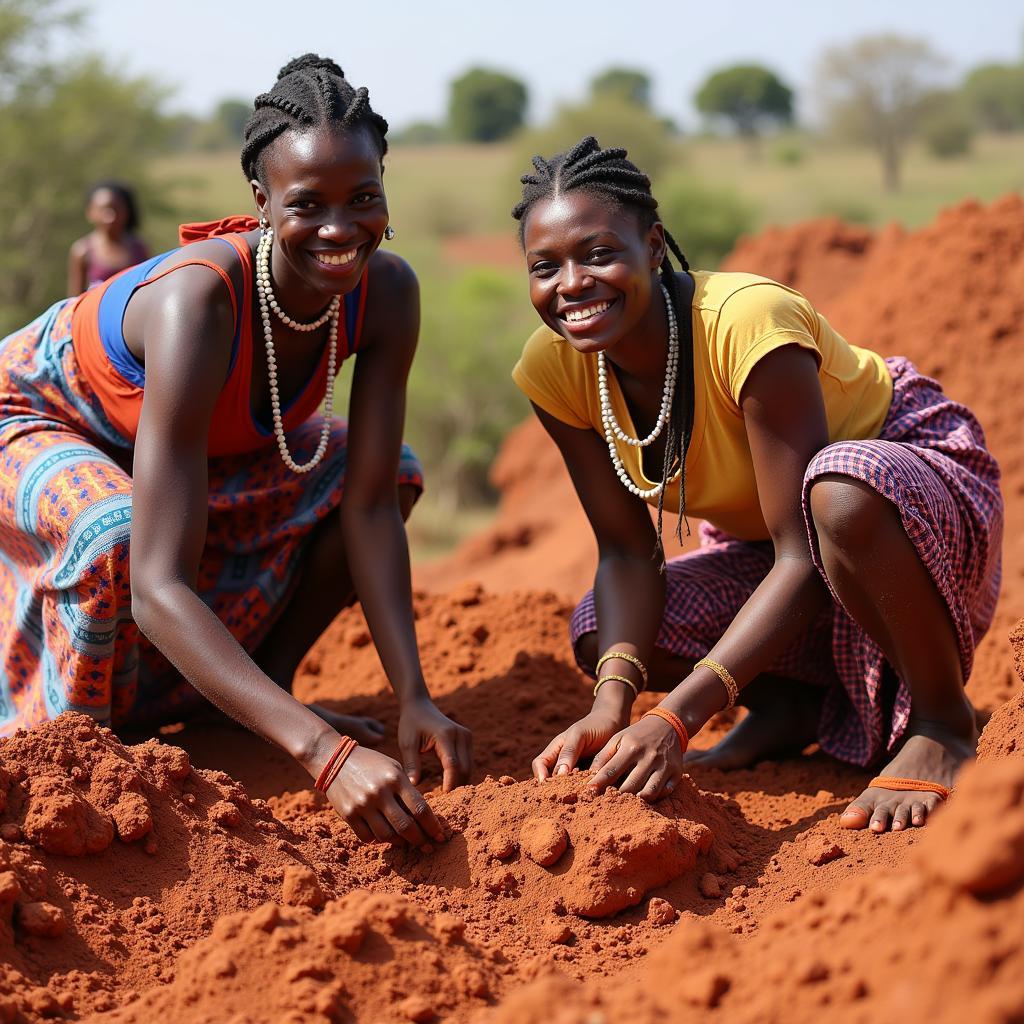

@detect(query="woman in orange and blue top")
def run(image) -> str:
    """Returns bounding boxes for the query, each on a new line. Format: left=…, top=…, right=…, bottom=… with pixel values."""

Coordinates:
left=0, top=55, right=470, bottom=846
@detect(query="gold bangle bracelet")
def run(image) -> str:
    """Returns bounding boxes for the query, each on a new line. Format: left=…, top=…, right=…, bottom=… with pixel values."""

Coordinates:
left=593, top=673, right=640, bottom=699
left=694, top=657, right=739, bottom=711
left=595, top=651, right=648, bottom=691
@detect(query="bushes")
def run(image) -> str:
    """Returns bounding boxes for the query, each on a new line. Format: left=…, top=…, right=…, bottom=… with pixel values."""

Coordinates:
left=513, top=97, right=674, bottom=182
left=406, top=267, right=536, bottom=509
left=920, top=97, right=974, bottom=159
left=656, top=177, right=755, bottom=270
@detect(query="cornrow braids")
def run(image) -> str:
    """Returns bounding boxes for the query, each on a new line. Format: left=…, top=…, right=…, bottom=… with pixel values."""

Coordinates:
left=240, top=54, right=389, bottom=183
left=512, top=136, right=695, bottom=563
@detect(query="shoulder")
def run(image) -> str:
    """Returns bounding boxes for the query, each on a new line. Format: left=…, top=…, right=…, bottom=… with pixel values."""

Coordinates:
left=696, top=270, right=815, bottom=326
left=366, top=248, right=418, bottom=296
left=515, top=325, right=584, bottom=385
left=360, top=249, right=419, bottom=349
left=512, top=326, right=592, bottom=429
left=139, top=237, right=246, bottom=317
left=69, top=236, right=90, bottom=259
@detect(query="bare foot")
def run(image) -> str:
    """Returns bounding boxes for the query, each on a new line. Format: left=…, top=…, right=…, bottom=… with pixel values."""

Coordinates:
left=684, top=679, right=821, bottom=770
left=307, top=704, right=386, bottom=747
left=839, top=715, right=978, bottom=833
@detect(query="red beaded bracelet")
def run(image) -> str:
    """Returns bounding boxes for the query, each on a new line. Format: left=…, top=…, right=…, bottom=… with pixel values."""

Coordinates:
left=641, top=707, right=689, bottom=754
left=314, top=736, right=358, bottom=793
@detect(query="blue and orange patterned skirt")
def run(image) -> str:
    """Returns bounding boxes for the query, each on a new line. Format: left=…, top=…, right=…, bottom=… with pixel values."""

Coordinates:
left=571, top=358, right=1003, bottom=767
left=0, top=299, right=424, bottom=734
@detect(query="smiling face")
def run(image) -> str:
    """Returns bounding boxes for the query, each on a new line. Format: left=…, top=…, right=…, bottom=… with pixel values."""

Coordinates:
left=251, top=125, right=389, bottom=301
left=522, top=191, right=666, bottom=355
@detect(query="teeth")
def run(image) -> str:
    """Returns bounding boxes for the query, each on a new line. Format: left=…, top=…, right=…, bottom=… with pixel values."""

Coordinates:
left=565, top=301, right=611, bottom=323
left=315, top=249, right=357, bottom=266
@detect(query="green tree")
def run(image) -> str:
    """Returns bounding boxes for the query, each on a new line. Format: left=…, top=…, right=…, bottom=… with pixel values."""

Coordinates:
left=590, top=67, right=652, bottom=109
left=0, top=1, right=171, bottom=333
left=448, top=67, right=528, bottom=143
left=695, top=64, right=793, bottom=144
left=189, top=97, right=252, bottom=151
left=961, top=63, right=1024, bottom=132
left=816, top=34, right=948, bottom=192
left=919, top=91, right=974, bottom=158
left=515, top=97, right=673, bottom=185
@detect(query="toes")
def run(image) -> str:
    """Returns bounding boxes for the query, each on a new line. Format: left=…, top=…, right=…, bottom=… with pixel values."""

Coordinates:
left=839, top=799, right=872, bottom=830
left=911, top=800, right=930, bottom=827
left=869, top=803, right=893, bottom=833
left=892, top=804, right=912, bottom=832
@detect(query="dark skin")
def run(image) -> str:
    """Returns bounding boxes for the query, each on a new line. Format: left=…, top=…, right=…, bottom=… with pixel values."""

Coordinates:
left=523, top=191, right=977, bottom=831
left=127, top=125, right=471, bottom=847
left=68, top=187, right=146, bottom=295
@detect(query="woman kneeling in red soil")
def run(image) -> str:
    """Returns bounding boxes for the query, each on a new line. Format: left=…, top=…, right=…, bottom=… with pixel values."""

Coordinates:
left=0, top=55, right=470, bottom=846
left=513, top=137, right=1002, bottom=832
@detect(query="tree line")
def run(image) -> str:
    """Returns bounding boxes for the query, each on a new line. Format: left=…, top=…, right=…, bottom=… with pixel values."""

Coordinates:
left=380, top=33, right=1024, bottom=194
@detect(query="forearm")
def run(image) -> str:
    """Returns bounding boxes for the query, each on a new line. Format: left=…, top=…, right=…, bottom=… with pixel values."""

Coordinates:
left=589, top=550, right=667, bottom=724
left=341, top=498, right=429, bottom=705
left=660, top=555, right=829, bottom=736
left=132, top=582, right=337, bottom=772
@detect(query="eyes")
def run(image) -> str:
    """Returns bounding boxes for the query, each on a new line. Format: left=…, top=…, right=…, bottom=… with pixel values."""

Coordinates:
left=285, top=191, right=382, bottom=212
left=529, top=247, right=618, bottom=277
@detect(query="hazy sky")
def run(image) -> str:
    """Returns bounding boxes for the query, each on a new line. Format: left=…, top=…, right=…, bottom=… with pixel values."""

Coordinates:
left=75, top=1, right=1022, bottom=129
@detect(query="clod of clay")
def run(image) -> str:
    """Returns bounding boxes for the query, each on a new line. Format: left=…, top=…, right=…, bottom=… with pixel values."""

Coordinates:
left=700, top=873, right=722, bottom=899
left=520, top=817, right=569, bottom=867
left=805, top=836, right=845, bottom=867
left=647, top=897, right=677, bottom=926
left=18, top=901, right=67, bottom=938
left=281, top=866, right=326, bottom=908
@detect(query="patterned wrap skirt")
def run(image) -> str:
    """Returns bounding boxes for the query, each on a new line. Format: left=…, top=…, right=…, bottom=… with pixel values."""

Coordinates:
left=570, top=357, right=1003, bottom=767
left=0, top=299, right=424, bottom=734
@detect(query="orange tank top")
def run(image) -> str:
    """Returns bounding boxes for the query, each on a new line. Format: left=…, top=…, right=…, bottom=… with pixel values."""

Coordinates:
left=71, top=217, right=369, bottom=457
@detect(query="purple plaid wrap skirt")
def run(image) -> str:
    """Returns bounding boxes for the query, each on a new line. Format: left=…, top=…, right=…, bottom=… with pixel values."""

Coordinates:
left=569, top=357, right=1003, bottom=766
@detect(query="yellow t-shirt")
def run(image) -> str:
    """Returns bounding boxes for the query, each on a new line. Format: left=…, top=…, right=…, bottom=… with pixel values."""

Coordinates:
left=511, top=271, right=893, bottom=541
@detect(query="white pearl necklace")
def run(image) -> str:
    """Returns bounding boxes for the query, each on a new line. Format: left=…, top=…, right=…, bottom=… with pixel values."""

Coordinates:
left=600, top=283, right=681, bottom=499
left=255, top=228, right=340, bottom=474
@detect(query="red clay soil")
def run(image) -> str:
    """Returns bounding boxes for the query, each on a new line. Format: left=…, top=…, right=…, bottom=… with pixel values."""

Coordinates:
left=0, top=199, right=1022, bottom=1023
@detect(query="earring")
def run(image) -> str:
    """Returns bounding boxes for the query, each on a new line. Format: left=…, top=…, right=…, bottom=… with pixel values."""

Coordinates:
left=384, top=225, right=396, bottom=241
left=259, top=215, right=268, bottom=234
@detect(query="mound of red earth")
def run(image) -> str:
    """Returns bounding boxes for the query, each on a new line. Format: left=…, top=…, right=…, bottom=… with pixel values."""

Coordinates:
left=489, top=737, right=1024, bottom=1024
left=391, top=773, right=735, bottom=921
left=0, top=715, right=364, bottom=1020
left=89, top=891, right=503, bottom=1024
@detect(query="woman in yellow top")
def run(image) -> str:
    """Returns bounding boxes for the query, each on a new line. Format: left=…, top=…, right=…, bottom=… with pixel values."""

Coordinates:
left=512, top=137, right=1002, bottom=832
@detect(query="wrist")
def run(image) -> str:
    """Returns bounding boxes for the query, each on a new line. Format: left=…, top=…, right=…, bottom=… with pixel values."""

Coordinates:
left=295, top=722, right=344, bottom=777
left=662, top=672, right=726, bottom=740
left=592, top=681, right=633, bottom=724
left=395, top=688, right=432, bottom=712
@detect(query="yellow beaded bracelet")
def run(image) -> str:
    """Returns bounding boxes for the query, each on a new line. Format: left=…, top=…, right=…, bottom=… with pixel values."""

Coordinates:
left=595, top=650, right=648, bottom=691
left=694, top=657, right=739, bottom=711
left=593, top=673, right=640, bottom=699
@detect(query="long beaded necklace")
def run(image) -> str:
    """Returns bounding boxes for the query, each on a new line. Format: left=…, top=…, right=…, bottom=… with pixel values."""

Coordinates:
left=599, top=282, right=681, bottom=499
left=255, top=228, right=340, bottom=474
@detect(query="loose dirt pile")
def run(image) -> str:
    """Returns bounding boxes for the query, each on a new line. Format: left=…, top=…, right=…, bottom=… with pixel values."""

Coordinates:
left=0, top=198, right=1021, bottom=1022
left=489, top=746, right=1024, bottom=1024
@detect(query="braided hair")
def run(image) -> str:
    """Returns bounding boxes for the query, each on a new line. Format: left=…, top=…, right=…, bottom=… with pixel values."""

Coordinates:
left=512, top=136, right=694, bottom=558
left=240, top=54, right=389, bottom=184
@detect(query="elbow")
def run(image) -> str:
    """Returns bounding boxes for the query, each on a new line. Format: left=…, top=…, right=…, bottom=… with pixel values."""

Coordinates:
left=130, top=577, right=180, bottom=640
